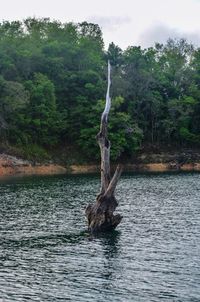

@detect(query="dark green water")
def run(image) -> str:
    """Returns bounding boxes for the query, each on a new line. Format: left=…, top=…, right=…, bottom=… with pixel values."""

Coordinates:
left=0, top=173, right=200, bottom=301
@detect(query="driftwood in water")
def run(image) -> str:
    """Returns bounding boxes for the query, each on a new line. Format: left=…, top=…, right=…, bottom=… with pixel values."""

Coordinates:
left=85, top=61, right=123, bottom=233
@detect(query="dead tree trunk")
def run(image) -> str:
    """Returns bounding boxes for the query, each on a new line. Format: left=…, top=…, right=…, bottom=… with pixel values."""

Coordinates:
left=85, top=61, right=123, bottom=233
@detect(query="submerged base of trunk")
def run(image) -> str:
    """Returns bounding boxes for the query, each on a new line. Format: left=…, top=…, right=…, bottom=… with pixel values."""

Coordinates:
left=85, top=62, right=123, bottom=234
left=85, top=195, right=122, bottom=233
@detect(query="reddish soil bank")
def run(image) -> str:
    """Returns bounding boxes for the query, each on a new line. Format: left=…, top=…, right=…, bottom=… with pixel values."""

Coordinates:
left=70, top=162, right=200, bottom=174
left=0, top=152, right=200, bottom=177
left=0, top=154, right=67, bottom=177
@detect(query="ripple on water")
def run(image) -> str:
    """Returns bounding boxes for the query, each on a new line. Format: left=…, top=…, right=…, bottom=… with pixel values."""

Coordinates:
left=0, top=173, right=200, bottom=301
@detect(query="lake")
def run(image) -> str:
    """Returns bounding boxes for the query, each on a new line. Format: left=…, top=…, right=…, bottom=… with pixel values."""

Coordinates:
left=0, top=173, right=200, bottom=301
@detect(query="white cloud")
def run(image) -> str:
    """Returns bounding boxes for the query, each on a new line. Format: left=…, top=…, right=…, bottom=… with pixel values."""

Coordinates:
left=1, top=0, right=200, bottom=49
left=138, top=23, right=200, bottom=48
left=87, top=16, right=131, bottom=31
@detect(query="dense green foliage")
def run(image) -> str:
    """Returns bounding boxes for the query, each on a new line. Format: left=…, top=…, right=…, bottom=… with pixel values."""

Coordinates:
left=0, top=18, right=200, bottom=162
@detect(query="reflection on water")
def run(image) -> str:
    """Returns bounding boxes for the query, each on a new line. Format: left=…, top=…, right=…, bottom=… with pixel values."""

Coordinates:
left=0, top=173, right=200, bottom=301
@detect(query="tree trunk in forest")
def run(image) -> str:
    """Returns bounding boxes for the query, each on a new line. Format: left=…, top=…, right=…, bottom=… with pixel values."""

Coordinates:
left=85, top=61, right=123, bottom=233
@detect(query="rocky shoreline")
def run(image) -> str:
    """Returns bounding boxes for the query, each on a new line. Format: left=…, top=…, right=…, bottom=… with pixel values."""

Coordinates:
left=0, top=152, right=200, bottom=177
left=0, top=154, right=67, bottom=177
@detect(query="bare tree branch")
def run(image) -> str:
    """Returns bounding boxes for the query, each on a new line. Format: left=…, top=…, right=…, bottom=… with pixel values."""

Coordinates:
left=85, top=61, right=123, bottom=233
left=97, top=60, right=112, bottom=195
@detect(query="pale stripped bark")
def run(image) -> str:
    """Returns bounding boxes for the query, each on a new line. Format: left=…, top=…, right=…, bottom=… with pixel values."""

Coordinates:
left=97, top=61, right=122, bottom=197
left=97, top=60, right=111, bottom=195
left=85, top=61, right=123, bottom=233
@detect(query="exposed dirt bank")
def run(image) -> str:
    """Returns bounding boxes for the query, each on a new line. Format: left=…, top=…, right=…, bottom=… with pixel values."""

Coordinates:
left=0, top=154, right=67, bottom=177
left=0, top=152, right=200, bottom=177
left=70, top=163, right=200, bottom=174
left=70, top=151, right=200, bottom=173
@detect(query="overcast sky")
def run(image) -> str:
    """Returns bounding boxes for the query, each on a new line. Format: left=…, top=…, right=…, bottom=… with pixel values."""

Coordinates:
left=1, top=0, right=200, bottom=49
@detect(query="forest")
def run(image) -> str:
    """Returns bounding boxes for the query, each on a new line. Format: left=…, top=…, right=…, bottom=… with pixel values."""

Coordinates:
left=0, top=18, right=200, bottom=163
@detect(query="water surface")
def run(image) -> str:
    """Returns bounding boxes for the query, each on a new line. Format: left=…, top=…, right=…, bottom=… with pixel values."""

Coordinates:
left=0, top=173, right=200, bottom=301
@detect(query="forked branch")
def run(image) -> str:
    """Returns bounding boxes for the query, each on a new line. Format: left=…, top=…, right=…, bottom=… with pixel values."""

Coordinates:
left=85, top=61, right=123, bottom=233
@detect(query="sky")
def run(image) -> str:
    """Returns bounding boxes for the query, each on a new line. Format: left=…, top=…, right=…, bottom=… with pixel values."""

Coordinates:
left=1, top=0, right=200, bottom=49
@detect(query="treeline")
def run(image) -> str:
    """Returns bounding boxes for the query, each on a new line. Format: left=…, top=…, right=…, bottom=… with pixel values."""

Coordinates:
left=0, top=18, right=200, bottom=161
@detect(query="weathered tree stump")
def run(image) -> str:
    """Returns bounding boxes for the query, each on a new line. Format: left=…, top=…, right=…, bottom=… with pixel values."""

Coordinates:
left=85, top=61, right=123, bottom=233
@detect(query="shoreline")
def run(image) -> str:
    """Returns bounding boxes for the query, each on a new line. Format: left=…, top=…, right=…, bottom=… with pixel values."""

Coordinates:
left=0, top=154, right=67, bottom=177
left=70, top=162, right=200, bottom=174
left=0, top=153, right=200, bottom=177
